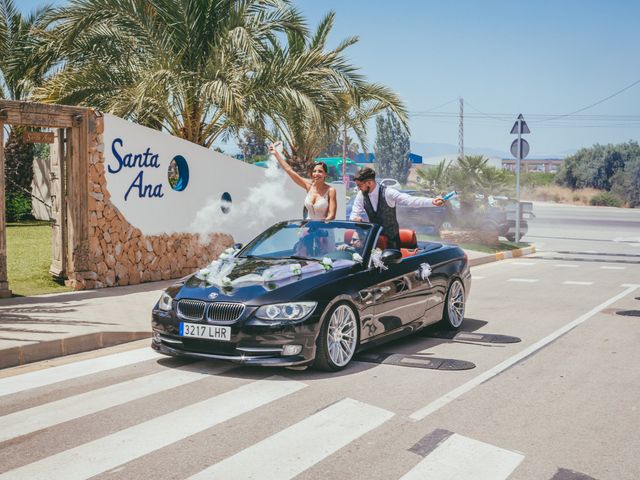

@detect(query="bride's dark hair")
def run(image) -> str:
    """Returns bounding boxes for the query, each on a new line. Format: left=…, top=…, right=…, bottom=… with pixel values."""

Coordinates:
left=312, top=162, right=328, bottom=174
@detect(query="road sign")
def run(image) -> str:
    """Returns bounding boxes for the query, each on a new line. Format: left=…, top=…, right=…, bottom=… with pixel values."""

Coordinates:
left=510, top=138, right=529, bottom=159
left=510, top=114, right=530, bottom=134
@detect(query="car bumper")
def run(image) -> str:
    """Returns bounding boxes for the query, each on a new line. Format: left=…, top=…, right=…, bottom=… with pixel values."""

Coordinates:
left=151, top=311, right=321, bottom=367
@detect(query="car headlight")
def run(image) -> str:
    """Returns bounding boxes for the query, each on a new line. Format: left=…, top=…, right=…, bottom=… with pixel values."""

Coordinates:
left=255, top=302, right=316, bottom=321
left=157, top=292, right=174, bottom=311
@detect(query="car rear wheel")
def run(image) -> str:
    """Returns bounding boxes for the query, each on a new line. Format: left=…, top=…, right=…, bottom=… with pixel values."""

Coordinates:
left=443, top=279, right=465, bottom=329
left=314, top=303, right=359, bottom=371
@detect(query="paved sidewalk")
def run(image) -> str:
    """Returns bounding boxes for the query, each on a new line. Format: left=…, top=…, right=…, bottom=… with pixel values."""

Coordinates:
left=0, top=246, right=535, bottom=370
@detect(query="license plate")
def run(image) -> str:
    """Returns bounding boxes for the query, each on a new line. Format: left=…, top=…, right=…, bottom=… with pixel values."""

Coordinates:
left=179, top=322, right=231, bottom=341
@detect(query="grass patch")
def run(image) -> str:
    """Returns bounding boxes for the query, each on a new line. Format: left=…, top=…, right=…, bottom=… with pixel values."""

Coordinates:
left=6, top=221, right=73, bottom=297
left=418, top=234, right=530, bottom=253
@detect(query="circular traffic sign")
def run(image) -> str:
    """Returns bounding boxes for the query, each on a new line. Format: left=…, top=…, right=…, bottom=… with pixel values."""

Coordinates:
left=510, top=138, right=529, bottom=159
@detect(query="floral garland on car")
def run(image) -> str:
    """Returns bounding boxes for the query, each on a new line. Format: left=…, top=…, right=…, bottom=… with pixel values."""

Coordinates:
left=194, top=248, right=360, bottom=289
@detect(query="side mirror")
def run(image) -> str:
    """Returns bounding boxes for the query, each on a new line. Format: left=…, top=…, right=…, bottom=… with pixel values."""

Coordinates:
left=381, top=249, right=402, bottom=265
left=234, top=242, right=244, bottom=250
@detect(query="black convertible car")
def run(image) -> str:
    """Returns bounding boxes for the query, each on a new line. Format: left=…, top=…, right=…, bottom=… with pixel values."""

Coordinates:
left=152, top=220, right=471, bottom=371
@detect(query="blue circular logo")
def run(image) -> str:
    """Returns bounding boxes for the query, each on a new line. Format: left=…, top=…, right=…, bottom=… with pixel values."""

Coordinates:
left=168, top=155, right=189, bottom=191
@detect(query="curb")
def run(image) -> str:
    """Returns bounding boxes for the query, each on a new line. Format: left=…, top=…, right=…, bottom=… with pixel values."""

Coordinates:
left=0, top=331, right=151, bottom=370
left=469, top=246, right=536, bottom=267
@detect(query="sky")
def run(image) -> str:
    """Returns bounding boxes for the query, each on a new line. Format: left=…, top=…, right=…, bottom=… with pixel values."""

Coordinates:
left=17, top=0, right=640, bottom=158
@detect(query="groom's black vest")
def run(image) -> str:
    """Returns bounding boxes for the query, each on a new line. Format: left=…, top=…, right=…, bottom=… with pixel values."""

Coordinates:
left=363, top=184, right=400, bottom=249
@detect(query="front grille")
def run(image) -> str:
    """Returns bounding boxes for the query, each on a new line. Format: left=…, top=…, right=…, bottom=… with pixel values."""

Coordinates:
left=177, top=300, right=206, bottom=321
left=206, top=302, right=245, bottom=324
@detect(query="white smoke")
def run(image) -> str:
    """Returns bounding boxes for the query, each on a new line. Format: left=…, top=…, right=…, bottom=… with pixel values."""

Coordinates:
left=190, top=142, right=294, bottom=240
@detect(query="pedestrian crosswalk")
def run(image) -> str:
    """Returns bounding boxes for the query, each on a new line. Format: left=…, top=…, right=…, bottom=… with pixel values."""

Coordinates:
left=0, top=346, right=593, bottom=480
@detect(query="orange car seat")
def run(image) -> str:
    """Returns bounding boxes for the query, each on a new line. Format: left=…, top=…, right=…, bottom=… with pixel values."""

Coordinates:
left=399, top=229, right=418, bottom=258
left=344, top=229, right=355, bottom=244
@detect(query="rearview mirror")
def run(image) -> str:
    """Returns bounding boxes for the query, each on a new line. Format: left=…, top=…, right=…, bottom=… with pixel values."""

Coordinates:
left=381, top=249, right=402, bottom=265
left=234, top=242, right=244, bottom=250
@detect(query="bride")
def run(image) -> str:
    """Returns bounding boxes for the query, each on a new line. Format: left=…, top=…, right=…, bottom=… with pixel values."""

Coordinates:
left=268, top=143, right=337, bottom=220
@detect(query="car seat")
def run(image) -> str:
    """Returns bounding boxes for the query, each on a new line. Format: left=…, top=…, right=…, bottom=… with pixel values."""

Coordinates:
left=399, top=229, right=418, bottom=258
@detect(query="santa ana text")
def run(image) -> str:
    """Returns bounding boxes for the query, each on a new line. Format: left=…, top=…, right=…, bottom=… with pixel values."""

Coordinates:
left=109, top=138, right=165, bottom=201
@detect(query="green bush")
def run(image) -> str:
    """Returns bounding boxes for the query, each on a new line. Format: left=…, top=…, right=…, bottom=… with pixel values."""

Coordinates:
left=6, top=192, right=33, bottom=222
left=589, top=191, right=623, bottom=207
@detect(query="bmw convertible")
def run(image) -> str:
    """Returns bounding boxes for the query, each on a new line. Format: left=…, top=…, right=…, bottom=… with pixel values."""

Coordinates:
left=152, top=220, right=471, bottom=371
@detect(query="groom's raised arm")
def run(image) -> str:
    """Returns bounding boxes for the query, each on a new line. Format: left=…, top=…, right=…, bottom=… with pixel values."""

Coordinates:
left=386, top=188, right=444, bottom=208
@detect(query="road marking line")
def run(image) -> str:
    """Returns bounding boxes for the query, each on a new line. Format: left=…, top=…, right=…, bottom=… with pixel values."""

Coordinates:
left=0, top=347, right=162, bottom=398
left=600, top=266, right=626, bottom=270
left=400, top=433, right=524, bottom=480
left=410, top=285, right=639, bottom=421
left=0, top=365, right=230, bottom=443
left=188, top=398, right=394, bottom=480
left=553, top=264, right=580, bottom=268
left=0, top=377, right=306, bottom=480
left=563, top=281, right=594, bottom=286
left=509, top=261, right=535, bottom=266
left=507, top=278, right=539, bottom=283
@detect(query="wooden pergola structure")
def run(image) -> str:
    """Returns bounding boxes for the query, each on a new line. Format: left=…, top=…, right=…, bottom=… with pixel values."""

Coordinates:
left=0, top=100, right=94, bottom=297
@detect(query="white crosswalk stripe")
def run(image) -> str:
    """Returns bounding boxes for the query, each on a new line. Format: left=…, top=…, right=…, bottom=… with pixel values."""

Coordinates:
left=0, top=364, right=229, bottom=443
left=0, top=347, right=162, bottom=398
left=0, top=376, right=306, bottom=480
left=401, top=433, right=524, bottom=480
left=563, top=281, right=594, bottom=286
left=188, top=397, right=394, bottom=480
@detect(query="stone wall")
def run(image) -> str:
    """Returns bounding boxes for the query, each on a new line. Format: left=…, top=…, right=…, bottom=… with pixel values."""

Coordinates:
left=67, top=114, right=233, bottom=290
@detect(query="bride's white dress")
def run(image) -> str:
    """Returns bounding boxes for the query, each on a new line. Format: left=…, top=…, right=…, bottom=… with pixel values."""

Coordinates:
left=304, top=190, right=329, bottom=220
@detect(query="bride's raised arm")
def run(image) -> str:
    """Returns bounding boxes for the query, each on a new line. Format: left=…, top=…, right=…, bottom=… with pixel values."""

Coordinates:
left=268, top=144, right=311, bottom=191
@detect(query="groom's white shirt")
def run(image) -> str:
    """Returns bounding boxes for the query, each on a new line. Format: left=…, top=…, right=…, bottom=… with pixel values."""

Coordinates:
left=349, top=183, right=437, bottom=221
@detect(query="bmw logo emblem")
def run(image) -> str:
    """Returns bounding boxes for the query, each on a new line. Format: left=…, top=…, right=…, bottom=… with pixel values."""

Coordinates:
left=208, top=292, right=219, bottom=300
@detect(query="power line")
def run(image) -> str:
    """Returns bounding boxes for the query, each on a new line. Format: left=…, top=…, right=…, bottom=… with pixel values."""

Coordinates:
left=539, top=78, right=640, bottom=123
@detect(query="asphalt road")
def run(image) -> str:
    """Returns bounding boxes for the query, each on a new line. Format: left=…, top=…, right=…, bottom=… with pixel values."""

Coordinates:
left=1, top=203, right=639, bottom=480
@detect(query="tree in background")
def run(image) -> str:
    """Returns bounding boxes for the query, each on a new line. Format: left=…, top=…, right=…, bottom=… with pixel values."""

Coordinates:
left=37, top=0, right=306, bottom=148
left=374, top=110, right=411, bottom=183
left=611, top=157, right=640, bottom=207
left=415, top=159, right=450, bottom=193
left=319, top=132, right=359, bottom=159
left=259, top=12, right=407, bottom=175
left=556, top=141, right=640, bottom=206
left=1, top=0, right=56, bottom=219
left=237, top=129, right=267, bottom=163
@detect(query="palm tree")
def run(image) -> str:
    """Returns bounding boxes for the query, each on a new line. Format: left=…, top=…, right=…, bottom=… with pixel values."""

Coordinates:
left=37, top=0, right=307, bottom=148
left=416, top=159, right=451, bottom=193
left=255, top=12, right=408, bottom=175
left=1, top=0, right=56, bottom=210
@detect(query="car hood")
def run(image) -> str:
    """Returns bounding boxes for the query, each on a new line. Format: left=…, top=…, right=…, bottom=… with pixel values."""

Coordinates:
left=173, top=256, right=357, bottom=304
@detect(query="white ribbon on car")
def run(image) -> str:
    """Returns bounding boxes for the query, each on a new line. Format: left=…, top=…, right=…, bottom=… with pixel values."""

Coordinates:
left=370, top=248, right=388, bottom=271
left=419, top=262, right=433, bottom=286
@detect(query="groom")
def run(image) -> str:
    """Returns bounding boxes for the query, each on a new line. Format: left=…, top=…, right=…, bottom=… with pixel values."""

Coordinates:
left=349, top=167, right=444, bottom=249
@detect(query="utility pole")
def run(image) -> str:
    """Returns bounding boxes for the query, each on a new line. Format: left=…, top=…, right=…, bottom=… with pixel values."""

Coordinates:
left=458, top=97, right=464, bottom=161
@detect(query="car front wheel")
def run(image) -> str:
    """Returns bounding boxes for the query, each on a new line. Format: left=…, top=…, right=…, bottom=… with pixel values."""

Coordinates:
left=314, top=303, right=359, bottom=371
left=443, top=279, right=465, bottom=329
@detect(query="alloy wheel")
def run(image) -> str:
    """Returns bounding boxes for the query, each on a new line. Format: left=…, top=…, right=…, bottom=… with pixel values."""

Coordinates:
left=446, top=279, right=465, bottom=328
left=327, top=305, right=358, bottom=367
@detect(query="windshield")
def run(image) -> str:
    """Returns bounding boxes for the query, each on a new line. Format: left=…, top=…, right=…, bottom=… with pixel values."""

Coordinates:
left=240, top=221, right=373, bottom=261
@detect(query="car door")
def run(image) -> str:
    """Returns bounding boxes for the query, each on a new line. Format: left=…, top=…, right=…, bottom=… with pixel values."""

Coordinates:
left=368, top=254, right=434, bottom=336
